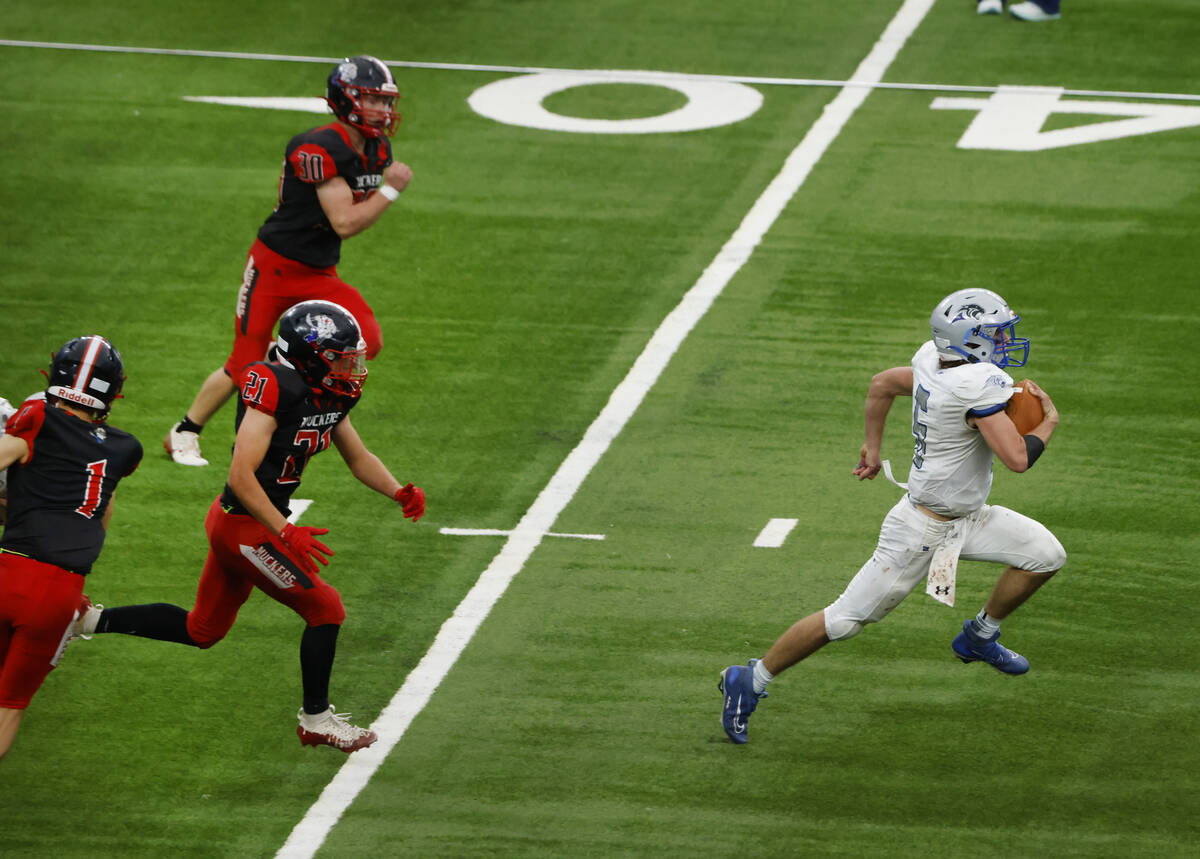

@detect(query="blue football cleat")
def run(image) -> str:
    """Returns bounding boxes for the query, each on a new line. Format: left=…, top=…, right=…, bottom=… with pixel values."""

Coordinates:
left=952, top=620, right=1030, bottom=675
left=718, top=659, right=766, bottom=744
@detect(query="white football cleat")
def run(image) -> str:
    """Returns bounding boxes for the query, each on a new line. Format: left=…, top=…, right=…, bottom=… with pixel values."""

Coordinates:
left=1009, top=1, right=1060, bottom=21
left=977, top=0, right=1003, bottom=14
left=70, top=594, right=103, bottom=640
left=164, top=423, right=209, bottom=466
left=296, top=706, right=378, bottom=754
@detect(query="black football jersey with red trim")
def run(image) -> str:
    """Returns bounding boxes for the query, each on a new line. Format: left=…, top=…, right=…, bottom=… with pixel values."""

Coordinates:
left=1, top=398, right=143, bottom=574
left=256, top=124, right=393, bottom=268
left=219, top=363, right=357, bottom=518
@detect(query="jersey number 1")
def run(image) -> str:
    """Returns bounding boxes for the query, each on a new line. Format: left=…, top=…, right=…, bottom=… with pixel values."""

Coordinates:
left=76, top=460, right=107, bottom=518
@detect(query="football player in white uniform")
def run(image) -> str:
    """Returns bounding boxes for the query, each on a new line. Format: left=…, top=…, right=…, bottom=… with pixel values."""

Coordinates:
left=0, top=397, right=17, bottom=524
left=719, top=288, right=1064, bottom=744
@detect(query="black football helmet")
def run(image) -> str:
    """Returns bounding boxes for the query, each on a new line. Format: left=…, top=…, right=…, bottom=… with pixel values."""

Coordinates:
left=325, top=55, right=400, bottom=139
left=45, top=335, right=126, bottom=416
left=275, top=301, right=368, bottom=397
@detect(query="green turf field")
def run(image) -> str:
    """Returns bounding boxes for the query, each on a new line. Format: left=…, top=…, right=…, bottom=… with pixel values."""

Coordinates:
left=2, top=1, right=1198, bottom=856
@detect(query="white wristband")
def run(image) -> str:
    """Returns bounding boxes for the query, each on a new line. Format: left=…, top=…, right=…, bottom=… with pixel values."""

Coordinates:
left=379, top=184, right=400, bottom=202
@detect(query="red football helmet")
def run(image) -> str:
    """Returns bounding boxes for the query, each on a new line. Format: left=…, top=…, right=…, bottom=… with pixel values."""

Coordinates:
left=325, top=55, right=400, bottom=139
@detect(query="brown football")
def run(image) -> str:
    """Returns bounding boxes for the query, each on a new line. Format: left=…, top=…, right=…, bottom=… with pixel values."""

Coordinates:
left=1005, top=380, right=1044, bottom=435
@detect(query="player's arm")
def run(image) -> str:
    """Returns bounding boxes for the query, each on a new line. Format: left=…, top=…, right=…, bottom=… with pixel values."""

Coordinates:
left=332, top=416, right=424, bottom=520
left=976, top=381, right=1059, bottom=473
left=854, top=367, right=914, bottom=480
left=0, top=427, right=28, bottom=526
left=0, top=434, right=29, bottom=470
left=227, top=408, right=290, bottom=535
left=316, top=160, right=412, bottom=239
left=330, top=416, right=400, bottom=496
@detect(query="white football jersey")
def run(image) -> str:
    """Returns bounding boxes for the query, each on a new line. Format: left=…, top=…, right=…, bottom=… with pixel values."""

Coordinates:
left=0, top=396, right=15, bottom=497
left=905, top=341, right=1014, bottom=517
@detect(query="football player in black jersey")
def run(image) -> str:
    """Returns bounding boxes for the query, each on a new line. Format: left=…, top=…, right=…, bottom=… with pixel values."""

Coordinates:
left=166, top=55, right=414, bottom=468
left=84, top=301, right=425, bottom=753
left=0, top=336, right=142, bottom=759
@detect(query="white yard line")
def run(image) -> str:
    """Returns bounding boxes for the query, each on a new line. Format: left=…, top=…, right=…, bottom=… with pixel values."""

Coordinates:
left=3, top=37, right=1199, bottom=103
left=439, top=527, right=606, bottom=540
left=754, top=518, right=800, bottom=548
left=274, top=1, right=938, bottom=855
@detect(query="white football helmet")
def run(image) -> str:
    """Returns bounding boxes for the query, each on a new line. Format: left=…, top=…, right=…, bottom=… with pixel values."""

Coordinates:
left=930, top=288, right=1029, bottom=368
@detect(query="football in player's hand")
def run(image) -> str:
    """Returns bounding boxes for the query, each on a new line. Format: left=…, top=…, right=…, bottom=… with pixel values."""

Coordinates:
left=1005, top=380, right=1044, bottom=435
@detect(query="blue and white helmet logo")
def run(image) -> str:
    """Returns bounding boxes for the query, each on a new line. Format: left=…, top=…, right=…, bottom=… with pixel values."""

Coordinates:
left=304, top=313, right=338, bottom=343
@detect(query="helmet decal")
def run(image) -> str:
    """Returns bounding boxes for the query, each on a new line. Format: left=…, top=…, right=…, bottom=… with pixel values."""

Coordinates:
left=325, top=55, right=400, bottom=138
left=930, top=289, right=1029, bottom=369
left=275, top=301, right=368, bottom=397
left=304, top=312, right=339, bottom=344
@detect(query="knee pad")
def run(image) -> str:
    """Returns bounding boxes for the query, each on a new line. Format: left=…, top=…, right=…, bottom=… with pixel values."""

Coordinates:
left=297, top=588, right=346, bottom=628
left=188, top=633, right=222, bottom=650
left=824, top=608, right=864, bottom=642
left=185, top=616, right=227, bottom=650
left=1025, top=532, right=1067, bottom=574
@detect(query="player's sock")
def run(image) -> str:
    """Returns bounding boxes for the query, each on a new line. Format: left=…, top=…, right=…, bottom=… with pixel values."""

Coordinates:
left=177, top=416, right=204, bottom=435
left=98, top=603, right=198, bottom=645
left=300, top=624, right=340, bottom=715
left=972, top=610, right=1001, bottom=638
left=752, top=658, right=774, bottom=694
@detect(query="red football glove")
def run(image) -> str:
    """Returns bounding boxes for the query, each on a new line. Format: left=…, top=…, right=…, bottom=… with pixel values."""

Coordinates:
left=394, top=483, right=425, bottom=521
left=279, top=523, right=333, bottom=575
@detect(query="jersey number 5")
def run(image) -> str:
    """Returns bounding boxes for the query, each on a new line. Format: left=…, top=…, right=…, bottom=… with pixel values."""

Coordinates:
left=911, top=385, right=931, bottom=470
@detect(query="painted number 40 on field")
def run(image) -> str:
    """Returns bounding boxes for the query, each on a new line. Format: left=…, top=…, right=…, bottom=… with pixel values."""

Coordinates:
left=931, top=85, right=1200, bottom=151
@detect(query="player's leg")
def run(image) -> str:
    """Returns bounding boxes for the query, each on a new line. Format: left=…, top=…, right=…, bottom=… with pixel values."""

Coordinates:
left=984, top=565, right=1057, bottom=619
left=319, top=278, right=383, bottom=359
left=0, top=597, right=18, bottom=759
left=217, top=516, right=374, bottom=752
left=280, top=601, right=376, bottom=753
left=0, top=561, right=83, bottom=758
left=952, top=505, right=1065, bottom=673
left=761, top=610, right=830, bottom=676
left=93, top=547, right=246, bottom=649
left=0, top=708, right=22, bottom=759
left=719, top=498, right=938, bottom=743
left=256, top=564, right=347, bottom=717
left=181, top=501, right=265, bottom=647
left=182, top=549, right=254, bottom=648
left=90, top=601, right=196, bottom=643
left=92, top=551, right=242, bottom=648
left=93, top=502, right=254, bottom=647
left=820, top=498, right=944, bottom=644
left=165, top=367, right=238, bottom=467
left=250, top=562, right=376, bottom=751
left=185, top=368, right=238, bottom=429
left=166, top=245, right=281, bottom=466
